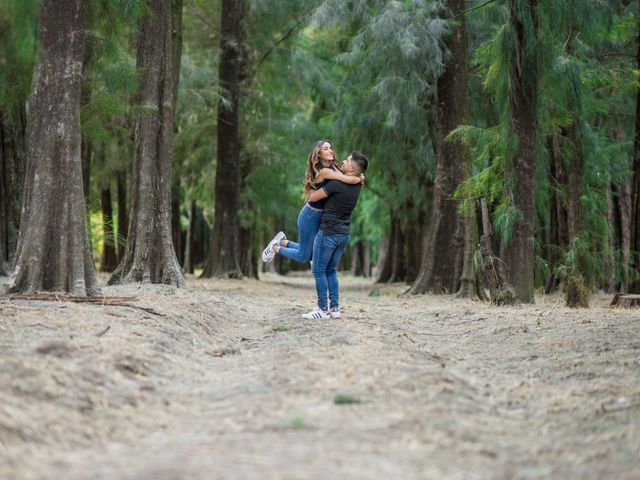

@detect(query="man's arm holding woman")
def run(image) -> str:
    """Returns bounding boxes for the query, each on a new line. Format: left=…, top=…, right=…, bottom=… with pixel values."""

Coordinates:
left=316, top=168, right=364, bottom=185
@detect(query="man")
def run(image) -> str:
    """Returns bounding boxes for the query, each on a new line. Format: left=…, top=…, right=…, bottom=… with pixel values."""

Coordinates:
left=302, top=151, right=369, bottom=319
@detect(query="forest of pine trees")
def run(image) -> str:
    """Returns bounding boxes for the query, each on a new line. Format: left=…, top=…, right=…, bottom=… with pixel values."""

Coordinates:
left=1, top=0, right=639, bottom=304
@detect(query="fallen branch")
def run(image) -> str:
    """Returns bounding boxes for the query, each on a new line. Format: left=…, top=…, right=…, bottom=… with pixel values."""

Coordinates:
left=6, top=293, right=165, bottom=316
left=96, top=325, right=111, bottom=337
left=601, top=400, right=640, bottom=413
left=448, top=317, right=488, bottom=326
left=538, top=300, right=560, bottom=317
left=7, top=293, right=138, bottom=303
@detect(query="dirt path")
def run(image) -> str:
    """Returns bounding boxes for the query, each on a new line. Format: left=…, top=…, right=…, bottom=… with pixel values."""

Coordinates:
left=1, top=274, right=639, bottom=479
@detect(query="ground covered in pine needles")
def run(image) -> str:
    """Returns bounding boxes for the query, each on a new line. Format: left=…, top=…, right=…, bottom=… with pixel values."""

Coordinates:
left=1, top=273, right=639, bottom=480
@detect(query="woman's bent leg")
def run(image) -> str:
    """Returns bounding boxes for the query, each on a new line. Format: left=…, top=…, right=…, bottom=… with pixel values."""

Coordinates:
left=278, top=205, right=321, bottom=264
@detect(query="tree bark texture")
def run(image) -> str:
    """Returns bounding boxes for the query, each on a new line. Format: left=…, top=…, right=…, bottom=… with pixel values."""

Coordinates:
left=630, top=12, right=640, bottom=292
left=80, top=45, right=93, bottom=213
left=375, top=215, right=404, bottom=283
left=7, top=0, right=100, bottom=295
left=502, top=0, right=539, bottom=303
left=408, top=0, right=471, bottom=295
left=109, top=0, right=184, bottom=287
left=351, top=241, right=371, bottom=277
left=616, top=180, right=632, bottom=292
left=183, top=199, right=196, bottom=274
left=404, top=212, right=423, bottom=283
left=238, top=224, right=257, bottom=279
left=170, top=0, right=184, bottom=266
left=172, top=0, right=184, bottom=106
left=201, top=0, right=246, bottom=279
left=544, top=134, right=568, bottom=293
left=116, top=170, right=128, bottom=260
left=604, top=179, right=617, bottom=292
left=171, top=188, right=183, bottom=265
left=564, top=124, right=584, bottom=242
left=0, top=106, right=26, bottom=275
left=457, top=208, right=480, bottom=298
left=238, top=150, right=255, bottom=278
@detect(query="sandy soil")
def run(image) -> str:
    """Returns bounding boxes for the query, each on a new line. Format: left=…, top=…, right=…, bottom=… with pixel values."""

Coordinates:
left=1, top=273, right=639, bottom=480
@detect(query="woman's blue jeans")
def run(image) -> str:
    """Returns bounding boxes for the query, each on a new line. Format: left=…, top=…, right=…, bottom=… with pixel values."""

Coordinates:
left=278, top=204, right=322, bottom=264
left=311, top=230, right=349, bottom=310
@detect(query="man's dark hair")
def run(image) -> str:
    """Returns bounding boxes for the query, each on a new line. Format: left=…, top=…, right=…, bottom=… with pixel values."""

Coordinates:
left=351, top=151, right=368, bottom=174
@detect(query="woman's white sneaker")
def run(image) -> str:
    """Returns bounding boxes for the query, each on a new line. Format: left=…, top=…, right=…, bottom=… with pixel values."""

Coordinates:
left=330, top=307, right=340, bottom=319
left=302, top=308, right=330, bottom=320
left=261, top=231, right=286, bottom=263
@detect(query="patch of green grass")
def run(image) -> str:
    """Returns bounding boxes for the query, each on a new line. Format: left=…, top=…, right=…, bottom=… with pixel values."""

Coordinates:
left=284, top=415, right=310, bottom=429
left=272, top=325, right=291, bottom=332
left=334, top=394, right=362, bottom=405
left=591, top=421, right=623, bottom=432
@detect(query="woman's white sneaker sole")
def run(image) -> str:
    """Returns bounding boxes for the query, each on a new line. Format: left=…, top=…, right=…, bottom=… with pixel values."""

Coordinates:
left=261, top=231, right=286, bottom=263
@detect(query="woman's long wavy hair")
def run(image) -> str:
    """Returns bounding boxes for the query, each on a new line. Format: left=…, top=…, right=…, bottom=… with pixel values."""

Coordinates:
left=303, top=140, right=340, bottom=196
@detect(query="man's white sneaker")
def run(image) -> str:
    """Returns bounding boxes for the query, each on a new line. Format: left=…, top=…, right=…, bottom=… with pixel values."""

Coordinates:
left=302, top=309, right=330, bottom=320
left=261, top=231, right=286, bottom=263
left=330, top=307, right=340, bottom=319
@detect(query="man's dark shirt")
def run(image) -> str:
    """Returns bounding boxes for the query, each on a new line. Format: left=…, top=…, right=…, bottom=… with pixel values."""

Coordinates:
left=319, top=180, right=362, bottom=234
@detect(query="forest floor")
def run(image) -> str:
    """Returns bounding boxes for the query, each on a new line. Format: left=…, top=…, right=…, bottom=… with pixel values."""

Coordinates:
left=0, top=273, right=639, bottom=480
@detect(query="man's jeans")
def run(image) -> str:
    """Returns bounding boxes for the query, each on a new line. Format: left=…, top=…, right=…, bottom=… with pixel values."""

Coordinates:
left=312, top=230, right=349, bottom=310
left=278, top=204, right=321, bottom=264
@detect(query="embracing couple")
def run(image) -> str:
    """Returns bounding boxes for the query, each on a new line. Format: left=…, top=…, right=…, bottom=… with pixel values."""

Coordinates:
left=261, top=140, right=369, bottom=320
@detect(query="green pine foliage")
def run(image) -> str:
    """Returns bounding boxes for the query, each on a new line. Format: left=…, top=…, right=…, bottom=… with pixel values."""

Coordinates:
left=3, top=0, right=639, bottom=293
left=0, top=0, right=37, bottom=120
left=310, top=0, right=450, bottom=253
left=453, top=0, right=636, bottom=291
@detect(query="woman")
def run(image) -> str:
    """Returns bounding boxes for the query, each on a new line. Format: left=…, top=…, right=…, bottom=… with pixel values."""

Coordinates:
left=262, top=139, right=363, bottom=264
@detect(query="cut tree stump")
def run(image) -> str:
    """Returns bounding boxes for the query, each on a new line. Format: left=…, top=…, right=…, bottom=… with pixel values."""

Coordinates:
left=610, top=294, right=640, bottom=307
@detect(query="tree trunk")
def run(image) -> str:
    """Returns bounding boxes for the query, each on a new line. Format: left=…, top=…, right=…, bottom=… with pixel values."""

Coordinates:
left=201, top=0, right=246, bottom=279
left=100, top=187, right=118, bottom=272
left=183, top=199, right=196, bottom=274
left=375, top=232, right=392, bottom=283
left=172, top=0, right=184, bottom=106
left=109, top=0, right=184, bottom=287
left=81, top=137, right=92, bottom=211
left=457, top=208, right=480, bottom=298
left=0, top=107, right=26, bottom=275
left=630, top=12, right=640, bottom=293
left=544, top=135, right=568, bottom=293
left=80, top=44, right=93, bottom=215
left=238, top=150, right=256, bottom=278
left=116, top=170, right=128, bottom=260
left=7, top=0, right=100, bottom=295
left=363, top=241, right=372, bottom=277
left=408, top=0, right=471, bottom=295
left=171, top=188, right=183, bottom=266
left=404, top=212, right=423, bottom=284
left=502, top=0, right=538, bottom=303
left=565, top=124, right=584, bottom=243
left=351, top=241, right=366, bottom=277
left=0, top=113, right=7, bottom=276
left=376, top=215, right=401, bottom=283
left=238, top=224, right=257, bottom=279
left=604, top=178, right=617, bottom=292
left=617, top=179, right=632, bottom=292
left=170, top=0, right=184, bottom=267
left=480, top=199, right=515, bottom=304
